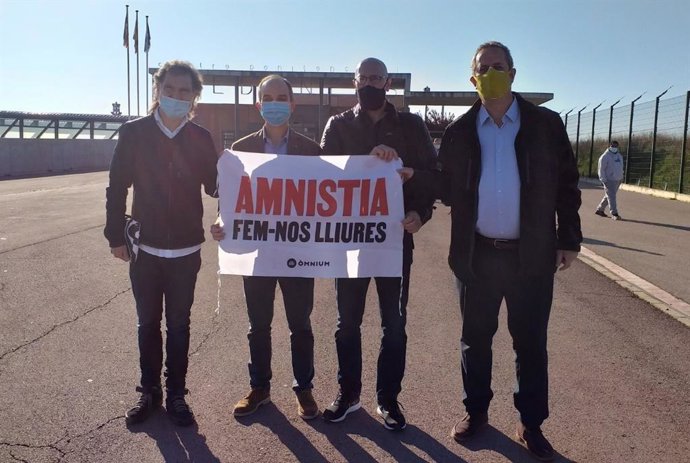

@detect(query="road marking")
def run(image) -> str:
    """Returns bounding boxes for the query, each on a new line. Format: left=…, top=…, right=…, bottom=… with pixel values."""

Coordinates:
left=579, top=246, right=690, bottom=328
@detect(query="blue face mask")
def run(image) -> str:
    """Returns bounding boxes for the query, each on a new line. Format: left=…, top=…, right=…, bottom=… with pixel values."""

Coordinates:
left=159, top=95, right=192, bottom=119
left=260, top=101, right=291, bottom=126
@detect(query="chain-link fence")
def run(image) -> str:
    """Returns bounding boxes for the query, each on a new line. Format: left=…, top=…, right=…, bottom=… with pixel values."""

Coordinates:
left=563, top=91, right=690, bottom=194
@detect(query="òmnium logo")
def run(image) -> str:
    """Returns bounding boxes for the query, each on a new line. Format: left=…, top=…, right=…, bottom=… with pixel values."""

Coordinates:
left=286, top=258, right=331, bottom=268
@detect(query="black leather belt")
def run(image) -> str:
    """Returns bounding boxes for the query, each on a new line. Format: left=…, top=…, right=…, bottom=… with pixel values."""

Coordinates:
left=475, top=233, right=519, bottom=250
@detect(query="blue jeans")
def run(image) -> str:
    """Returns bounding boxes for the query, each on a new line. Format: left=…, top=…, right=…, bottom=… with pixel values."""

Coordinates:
left=334, top=243, right=413, bottom=403
left=130, top=250, right=201, bottom=395
left=457, top=241, right=553, bottom=428
left=243, top=276, right=315, bottom=392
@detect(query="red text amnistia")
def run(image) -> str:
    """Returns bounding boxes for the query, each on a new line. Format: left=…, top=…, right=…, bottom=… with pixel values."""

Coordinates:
left=234, top=177, right=389, bottom=217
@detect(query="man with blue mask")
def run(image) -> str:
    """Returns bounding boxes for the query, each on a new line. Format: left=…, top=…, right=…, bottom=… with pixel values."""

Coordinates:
left=104, top=60, right=219, bottom=427
left=210, top=75, right=322, bottom=419
left=595, top=140, right=625, bottom=220
left=320, top=57, right=437, bottom=431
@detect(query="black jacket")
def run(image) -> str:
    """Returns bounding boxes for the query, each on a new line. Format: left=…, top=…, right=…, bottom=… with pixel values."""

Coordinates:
left=104, top=115, right=218, bottom=249
left=430, top=93, right=582, bottom=280
left=320, top=102, right=437, bottom=224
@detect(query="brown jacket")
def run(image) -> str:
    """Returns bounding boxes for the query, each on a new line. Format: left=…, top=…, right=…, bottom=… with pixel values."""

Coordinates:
left=232, top=127, right=321, bottom=156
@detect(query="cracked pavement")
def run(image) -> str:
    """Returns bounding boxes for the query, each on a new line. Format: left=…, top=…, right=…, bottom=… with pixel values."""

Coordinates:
left=1, top=172, right=689, bottom=462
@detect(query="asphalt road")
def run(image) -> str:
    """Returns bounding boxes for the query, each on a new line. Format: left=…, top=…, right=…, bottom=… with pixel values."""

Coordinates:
left=579, top=182, right=690, bottom=304
left=1, top=172, right=689, bottom=463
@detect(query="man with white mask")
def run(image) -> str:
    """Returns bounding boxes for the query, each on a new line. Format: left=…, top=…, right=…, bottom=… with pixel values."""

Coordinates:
left=595, top=140, right=625, bottom=220
left=210, top=75, right=322, bottom=420
left=105, top=60, right=219, bottom=427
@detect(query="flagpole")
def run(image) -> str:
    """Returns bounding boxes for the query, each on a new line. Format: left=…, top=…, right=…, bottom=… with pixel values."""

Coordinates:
left=145, top=15, right=150, bottom=112
left=135, top=10, right=140, bottom=116
left=125, top=5, right=130, bottom=116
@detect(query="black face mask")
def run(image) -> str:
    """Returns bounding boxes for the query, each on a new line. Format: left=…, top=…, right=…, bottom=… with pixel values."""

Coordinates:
left=357, top=85, right=386, bottom=111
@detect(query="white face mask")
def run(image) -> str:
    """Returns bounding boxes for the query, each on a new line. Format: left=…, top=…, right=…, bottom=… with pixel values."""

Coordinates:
left=610, top=147, right=619, bottom=153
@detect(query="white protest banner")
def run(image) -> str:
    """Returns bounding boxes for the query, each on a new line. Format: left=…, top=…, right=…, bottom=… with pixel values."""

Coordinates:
left=217, top=150, right=404, bottom=278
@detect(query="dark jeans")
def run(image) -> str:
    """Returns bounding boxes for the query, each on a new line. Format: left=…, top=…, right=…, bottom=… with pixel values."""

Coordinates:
left=129, top=250, right=201, bottom=395
left=243, top=276, right=315, bottom=392
left=334, top=243, right=413, bottom=403
left=457, top=241, right=554, bottom=428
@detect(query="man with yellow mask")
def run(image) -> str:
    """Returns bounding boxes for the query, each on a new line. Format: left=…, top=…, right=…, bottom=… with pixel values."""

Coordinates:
left=405, top=41, right=582, bottom=460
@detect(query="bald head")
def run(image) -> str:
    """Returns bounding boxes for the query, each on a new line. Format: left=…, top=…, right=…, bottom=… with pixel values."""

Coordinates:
left=356, top=57, right=388, bottom=77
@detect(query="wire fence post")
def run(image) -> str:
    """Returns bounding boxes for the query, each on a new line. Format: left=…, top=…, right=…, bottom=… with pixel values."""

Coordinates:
left=650, top=87, right=672, bottom=188
left=564, top=108, right=574, bottom=132
left=625, top=94, right=644, bottom=184
left=608, top=98, right=622, bottom=143
left=588, top=102, right=604, bottom=177
left=575, top=105, right=587, bottom=163
left=680, top=91, right=690, bottom=193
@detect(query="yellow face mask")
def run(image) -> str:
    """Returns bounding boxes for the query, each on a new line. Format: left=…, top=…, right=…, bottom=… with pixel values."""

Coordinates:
left=473, top=67, right=511, bottom=100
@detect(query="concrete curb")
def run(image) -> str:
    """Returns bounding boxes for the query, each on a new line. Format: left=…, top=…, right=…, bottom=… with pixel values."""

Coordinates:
left=578, top=246, right=690, bottom=329
left=580, top=177, right=690, bottom=203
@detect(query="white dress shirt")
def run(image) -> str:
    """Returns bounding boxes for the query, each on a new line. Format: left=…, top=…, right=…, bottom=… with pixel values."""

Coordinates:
left=475, top=98, right=521, bottom=239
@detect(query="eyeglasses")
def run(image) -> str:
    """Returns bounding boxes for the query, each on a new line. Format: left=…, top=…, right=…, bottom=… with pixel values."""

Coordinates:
left=475, top=64, right=509, bottom=75
left=354, top=74, right=387, bottom=85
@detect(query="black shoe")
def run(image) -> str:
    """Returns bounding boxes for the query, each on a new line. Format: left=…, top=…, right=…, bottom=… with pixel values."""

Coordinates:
left=516, top=423, right=555, bottom=461
left=166, top=392, right=195, bottom=427
left=377, top=400, right=406, bottom=431
left=125, top=386, right=162, bottom=425
left=595, top=210, right=608, bottom=217
left=322, top=391, right=361, bottom=423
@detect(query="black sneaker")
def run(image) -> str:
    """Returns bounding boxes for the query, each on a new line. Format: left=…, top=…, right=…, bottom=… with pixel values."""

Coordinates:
left=612, top=213, right=622, bottom=221
left=377, top=400, right=406, bottom=431
left=595, top=210, right=608, bottom=217
left=322, top=391, right=361, bottom=423
left=125, top=386, right=162, bottom=425
left=166, top=392, right=195, bottom=427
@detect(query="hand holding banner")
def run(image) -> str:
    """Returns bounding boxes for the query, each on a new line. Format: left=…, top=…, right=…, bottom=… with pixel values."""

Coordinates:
left=217, top=150, right=404, bottom=278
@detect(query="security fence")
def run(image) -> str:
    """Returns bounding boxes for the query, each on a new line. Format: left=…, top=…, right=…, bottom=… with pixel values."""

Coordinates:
left=563, top=91, right=690, bottom=194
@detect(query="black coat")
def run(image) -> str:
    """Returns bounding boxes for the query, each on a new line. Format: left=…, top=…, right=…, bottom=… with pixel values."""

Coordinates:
left=320, top=102, right=437, bottom=224
left=431, top=93, right=582, bottom=280
left=104, top=115, right=218, bottom=249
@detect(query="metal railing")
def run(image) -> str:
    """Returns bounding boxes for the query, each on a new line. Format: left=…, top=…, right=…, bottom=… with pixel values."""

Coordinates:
left=0, top=111, right=134, bottom=140
left=563, top=91, right=690, bottom=194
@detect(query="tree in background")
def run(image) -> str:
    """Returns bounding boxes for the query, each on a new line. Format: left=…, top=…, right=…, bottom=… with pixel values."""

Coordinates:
left=419, top=109, right=456, bottom=137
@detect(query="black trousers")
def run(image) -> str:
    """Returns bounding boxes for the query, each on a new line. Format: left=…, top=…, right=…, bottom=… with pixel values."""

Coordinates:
left=458, top=241, right=554, bottom=428
left=243, top=276, right=315, bottom=392
left=334, top=243, right=413, bottom=403
left=129, top=250, right=201, bottom=395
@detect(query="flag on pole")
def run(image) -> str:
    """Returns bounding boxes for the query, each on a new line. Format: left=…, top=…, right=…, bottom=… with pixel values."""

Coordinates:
left=133, top=14, right=139, bottom=53
left=123, top=9, right=129, bottom=48
left=144, top=20, right=151, bottom=53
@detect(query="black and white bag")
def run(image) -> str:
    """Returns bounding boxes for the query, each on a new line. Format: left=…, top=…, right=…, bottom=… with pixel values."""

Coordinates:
left=124, top=215, right=141, bottom=262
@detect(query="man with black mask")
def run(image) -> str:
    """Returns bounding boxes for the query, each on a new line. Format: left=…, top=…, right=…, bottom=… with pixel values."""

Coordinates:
left=320, top=57, right=437, bottom=431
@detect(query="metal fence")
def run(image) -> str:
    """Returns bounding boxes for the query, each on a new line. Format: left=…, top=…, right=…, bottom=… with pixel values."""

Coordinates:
left=0, top=111, right=134, bottom=140
left=563, top=91, right=690, bottom=194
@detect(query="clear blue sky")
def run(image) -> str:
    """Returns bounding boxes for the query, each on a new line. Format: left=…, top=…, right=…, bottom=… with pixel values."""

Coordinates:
left=1, top=0, right=688, bottom=117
